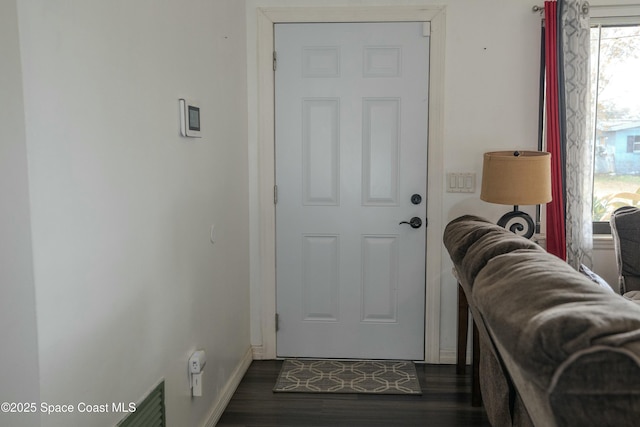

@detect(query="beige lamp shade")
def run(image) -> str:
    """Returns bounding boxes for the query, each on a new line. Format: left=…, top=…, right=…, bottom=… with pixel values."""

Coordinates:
left=480, top=151, right=552, bottom=206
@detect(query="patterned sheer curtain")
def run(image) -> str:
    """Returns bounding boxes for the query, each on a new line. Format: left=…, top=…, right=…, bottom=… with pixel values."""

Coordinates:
left=543, top=0, right=593, bottom=269
left=561, top=0, right=593, bottom=269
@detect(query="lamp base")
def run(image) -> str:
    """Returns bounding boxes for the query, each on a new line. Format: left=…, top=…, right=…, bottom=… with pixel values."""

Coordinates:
left=497, top=208, right=535, bottom=239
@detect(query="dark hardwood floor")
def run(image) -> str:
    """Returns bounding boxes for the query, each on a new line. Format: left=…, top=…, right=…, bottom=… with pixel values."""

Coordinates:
left=217, top=360, right=491, bottom=427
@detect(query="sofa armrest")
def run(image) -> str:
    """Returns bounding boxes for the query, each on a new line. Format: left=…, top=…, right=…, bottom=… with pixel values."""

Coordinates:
left=549, top=347, right=640, bottom=426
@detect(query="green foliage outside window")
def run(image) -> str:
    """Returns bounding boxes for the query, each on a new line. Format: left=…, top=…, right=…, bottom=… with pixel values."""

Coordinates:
left=593, top=185, right=640, bottom=221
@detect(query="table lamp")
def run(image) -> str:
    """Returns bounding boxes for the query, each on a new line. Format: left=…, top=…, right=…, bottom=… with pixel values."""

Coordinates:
left=480, top=150, right=552, bottom=239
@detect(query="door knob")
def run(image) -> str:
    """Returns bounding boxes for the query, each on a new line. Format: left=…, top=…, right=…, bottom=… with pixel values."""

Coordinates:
left=399, top=217, right=422, bottom=229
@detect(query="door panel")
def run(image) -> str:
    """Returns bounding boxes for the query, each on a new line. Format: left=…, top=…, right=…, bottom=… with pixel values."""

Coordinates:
left=361, top=235, right=399, bottom=322
left=275, top=22, right=429, bottom=360
left=362, top=98, right=400, bottom=205
left=301, top=234, right=339, bottom=321
left=302, top=99, right=340, bottom=205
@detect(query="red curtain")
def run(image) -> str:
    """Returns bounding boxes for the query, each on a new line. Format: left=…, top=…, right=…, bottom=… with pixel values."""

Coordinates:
left=544, top=1, right=567, bottom=260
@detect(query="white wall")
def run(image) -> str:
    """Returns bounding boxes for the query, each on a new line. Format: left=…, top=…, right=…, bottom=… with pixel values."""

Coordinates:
left=14, top=0, right=250, bottom=426
left=437, top=0, right=542, bottom=356
left=246, top=0, right=619, bottom=362
left=0, top=1, right=41, bottom=426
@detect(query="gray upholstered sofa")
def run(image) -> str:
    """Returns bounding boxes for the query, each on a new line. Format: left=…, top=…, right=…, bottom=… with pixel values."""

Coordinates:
left=443, top=215, right=640, bottom=427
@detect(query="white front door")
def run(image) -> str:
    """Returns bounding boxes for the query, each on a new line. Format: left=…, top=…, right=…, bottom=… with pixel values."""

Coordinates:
left=275, top=22, right=429, bottom=360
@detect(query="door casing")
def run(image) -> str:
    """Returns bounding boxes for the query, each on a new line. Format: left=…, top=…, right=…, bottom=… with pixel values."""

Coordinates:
left=250, top=5, right=446, bottom=363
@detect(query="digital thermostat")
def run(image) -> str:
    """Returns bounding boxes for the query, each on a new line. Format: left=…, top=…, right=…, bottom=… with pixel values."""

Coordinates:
left=179, top=98, right=201, bottom=138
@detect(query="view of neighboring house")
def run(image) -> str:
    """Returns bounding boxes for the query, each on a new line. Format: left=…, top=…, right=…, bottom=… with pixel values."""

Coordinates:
left=595, top=121, right=640, bottom=174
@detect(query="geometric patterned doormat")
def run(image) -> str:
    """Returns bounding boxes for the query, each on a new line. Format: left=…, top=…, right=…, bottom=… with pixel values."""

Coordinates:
left=273, top=359, right=422, bottom=395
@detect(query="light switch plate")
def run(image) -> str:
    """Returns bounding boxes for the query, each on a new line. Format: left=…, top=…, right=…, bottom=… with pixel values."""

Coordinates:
left=446, top=173, right=476, bottom=193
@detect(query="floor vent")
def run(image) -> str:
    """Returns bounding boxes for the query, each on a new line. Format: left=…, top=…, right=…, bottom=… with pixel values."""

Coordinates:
left=117, top=381, right=165, bottom=427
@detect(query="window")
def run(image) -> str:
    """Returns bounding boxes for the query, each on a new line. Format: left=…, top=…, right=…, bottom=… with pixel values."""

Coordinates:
left=590, top=11, right=640, bottom=233
left=627, top=135, right=640, bottom=153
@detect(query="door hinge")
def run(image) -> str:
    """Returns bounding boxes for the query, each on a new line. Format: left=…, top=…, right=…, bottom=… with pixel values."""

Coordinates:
left=274, top=185, right=278, bottom=204
left=273, top=51, right=277, bottom=71
left=275, top=313, right=280, bottom=331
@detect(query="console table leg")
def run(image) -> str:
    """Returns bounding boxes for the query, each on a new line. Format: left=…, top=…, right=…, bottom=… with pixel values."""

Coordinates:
left=471, top=320, right=482, bottom=407
left=456, top=284, right=468, bottom=375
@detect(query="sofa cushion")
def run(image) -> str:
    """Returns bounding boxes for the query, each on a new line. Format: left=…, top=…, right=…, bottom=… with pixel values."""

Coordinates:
left=473, top=249, right=640, bottom=392
left=443, top=215, right=504, bottom=265
left=443, top=214, right=544, bottom=288
left=460, top=234, right=544, bottom=289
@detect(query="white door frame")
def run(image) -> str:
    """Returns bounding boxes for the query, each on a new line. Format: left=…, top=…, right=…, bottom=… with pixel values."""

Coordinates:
left=250, top=5, right=446, bottom=363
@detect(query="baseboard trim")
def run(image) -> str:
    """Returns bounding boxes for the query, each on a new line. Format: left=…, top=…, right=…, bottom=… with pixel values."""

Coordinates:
left=251, top=344, right=267, bottom=360
left=439, top=349, right=457, bottom=365
left=440, top=347, right=471, bottom=365
left=202, top=346, right=253, bottom=427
